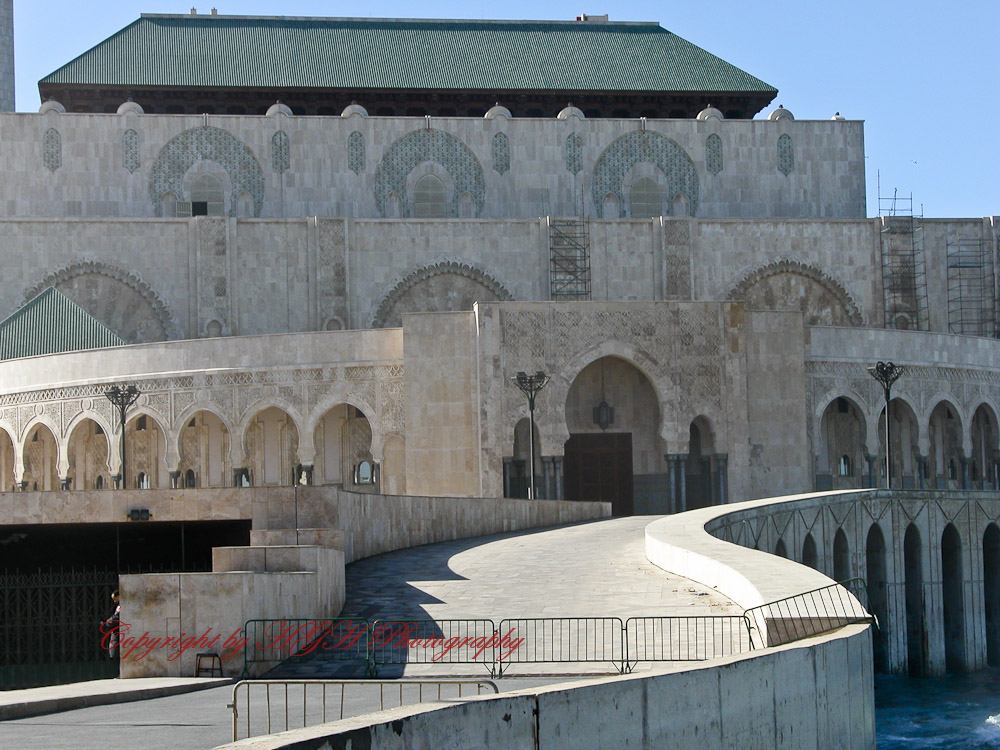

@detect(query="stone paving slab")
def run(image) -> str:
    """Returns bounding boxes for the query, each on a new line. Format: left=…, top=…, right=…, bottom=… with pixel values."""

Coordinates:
left=0, top=676, right=232, bottom=721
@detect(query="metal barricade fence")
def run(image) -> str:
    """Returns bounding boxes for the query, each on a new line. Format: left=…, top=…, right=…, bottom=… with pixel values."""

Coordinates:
left=368, top=619, right=498, bottom=675
left=495, top=617, right=625, bottom=676
left=743, top=578, right=874, bottom=649
left=623, top=615, right=754, bottom=671
left=242, top=618, right=370, bottom=675
left=229, top=678, right=499, bottom=742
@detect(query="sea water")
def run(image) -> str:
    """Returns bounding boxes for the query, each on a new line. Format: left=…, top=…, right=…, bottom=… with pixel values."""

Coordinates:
left=876, top=667, right=1000, bottom=748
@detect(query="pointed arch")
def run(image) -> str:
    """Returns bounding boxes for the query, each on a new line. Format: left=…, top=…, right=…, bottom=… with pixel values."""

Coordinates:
left=591, top=130, right=699, bottom=217
left=367, top=257, right=514, bottom=329
left=21, top=260, right=178, bottom=342
left=373, top=129, right=485, bottom=217
left=726, top=257, right=865, bottom=327
left=150, top=126, right=264, bottom=216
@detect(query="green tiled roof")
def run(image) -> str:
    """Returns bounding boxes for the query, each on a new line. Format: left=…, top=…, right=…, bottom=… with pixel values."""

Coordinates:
left=40, top=15, right=777, bottom=94
left=0, top=288, right=125, bottom=361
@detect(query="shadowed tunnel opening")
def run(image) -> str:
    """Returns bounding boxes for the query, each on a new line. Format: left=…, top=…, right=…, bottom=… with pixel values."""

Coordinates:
left=904, top=523, right=925, bottom=676
left=866, top=524, right=887, bottom=672
left=942, top=523, right=966, bottom=673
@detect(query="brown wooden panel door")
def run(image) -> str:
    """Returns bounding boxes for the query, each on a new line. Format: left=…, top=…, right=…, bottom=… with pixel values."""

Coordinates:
left=563, top=433, right=633, bottom=515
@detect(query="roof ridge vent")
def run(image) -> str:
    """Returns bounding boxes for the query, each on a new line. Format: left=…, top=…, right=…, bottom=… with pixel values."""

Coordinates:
left=576, top=14, right=609, bottom=22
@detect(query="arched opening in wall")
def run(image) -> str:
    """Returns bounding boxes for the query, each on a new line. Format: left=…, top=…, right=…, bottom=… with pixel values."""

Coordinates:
left=563, top=356, right=664, bottom=515
left=671, top=192, right=689, bottom=217
left=629, top=177, right=662, bottom=218
left=161, top=191, right=178, bottom=218
left=601, top=192, right=619, bottom=219
left=970, top=404, right=998, bottom=490
left=686, top=416, right=726, bottom=509
left=866, top=524, right=888, bottom=672
left=457, top=192, right=475, bottom=218
left=66, top=419, right=110, bottom=491
left=176, top=173, right=225, bottom=217
left=312, top=404, right=376, bottom=492
left=125, top=414, right=167, bottom=489
left=877, top=398, right=920, bottom=489
left=774, top=538, right=787, bottom=559
left=833, top=528, right=850, bottom=582
left=928, top=401, right=964, bottom=490
left=0, top=428, right=16, bottom=492
left=381, top=435, right=405, bottom=495
left=802, top=533, right=818, bottom=570
left=385, top=192, right=402, bottom=218
left=22, top=424, right=59, bottom=491
left=244, top=407, right=300, bottom=487
left=178, top=411, right=231, bottom=488
left=984, top=523, right=1000, bottom=666
left=904, top=523, right=926, bottom=676
left=236, top=191, right=254, bottom=218
left=816, top=396, right=866, bottom=490
left=412, top=174, right=448, bottom=218
left=941, top=523, right=966, bottom=672
left=503, top=417, right=541, bottom=500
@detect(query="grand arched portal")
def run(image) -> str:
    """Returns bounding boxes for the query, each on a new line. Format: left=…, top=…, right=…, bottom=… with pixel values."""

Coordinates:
left=563, top=356, right=665, bottom=515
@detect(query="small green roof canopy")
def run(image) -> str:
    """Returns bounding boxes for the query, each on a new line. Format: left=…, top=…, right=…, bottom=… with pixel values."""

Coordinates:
left=0, top=288, right=125, bottom=361
left=40, top=15, right=777, bottom=95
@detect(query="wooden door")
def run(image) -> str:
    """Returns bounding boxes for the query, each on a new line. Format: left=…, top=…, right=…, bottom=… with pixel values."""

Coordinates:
left=563, top=433, right=633, bottom=515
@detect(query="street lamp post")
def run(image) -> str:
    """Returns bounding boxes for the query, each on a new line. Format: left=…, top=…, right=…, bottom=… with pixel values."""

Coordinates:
left=105, top=384, right=140, bottom=489
left=867, top=362, right=904, bottom=489
left=512, top=371, right=549, bottom=500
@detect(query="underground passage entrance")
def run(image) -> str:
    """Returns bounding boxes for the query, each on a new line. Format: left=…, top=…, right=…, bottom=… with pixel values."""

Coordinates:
left=0, top=519, right=251, bottom=689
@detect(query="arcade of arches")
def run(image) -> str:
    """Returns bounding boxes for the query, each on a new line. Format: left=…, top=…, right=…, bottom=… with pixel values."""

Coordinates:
left=816, top=396, right=1000, bottom=491
left=502, top=356, right=729, bottom=515
left=0, top=404, right=383, bottom=493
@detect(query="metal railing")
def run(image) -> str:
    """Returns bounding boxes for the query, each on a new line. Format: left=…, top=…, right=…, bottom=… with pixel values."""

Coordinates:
left=368, top=619, right=498, bottom=675
left=240, top=582, right=872, bottom=680
left=623, top=615, right=753, bottom=671
left=242, top=618, right=369, bottom=676
left=495, top=617, right=625, bottom=676
left=744, top=578, right=874, bottom=649
left=229, top=678, right=499, bottom=742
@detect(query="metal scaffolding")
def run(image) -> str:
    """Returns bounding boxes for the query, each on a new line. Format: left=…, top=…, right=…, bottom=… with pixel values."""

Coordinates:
left=878, top=184, right=928, bottom=331
left=548, top=217, right=591, bottom=300
left=947, top=237, right=995, bottom=337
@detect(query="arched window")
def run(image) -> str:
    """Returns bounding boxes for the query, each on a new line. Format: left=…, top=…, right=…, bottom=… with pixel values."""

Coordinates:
left=457, top=192, right=475, bottom=218
left=838, top=454, right=853, bottom=476
left=413, top=175, right=447, bottom=218
left=176, top=174, right=225, bottom=217
left=602, top=192, right=619, bottom=218
left=95, top=475, right=104, bottom=490
left=630, top=177, right=662, bottom=218
left=184, top=469, right=196, bottom=488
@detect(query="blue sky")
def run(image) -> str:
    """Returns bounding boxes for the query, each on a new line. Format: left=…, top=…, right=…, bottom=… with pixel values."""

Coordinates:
left=14, top=0, right=998, bottom=218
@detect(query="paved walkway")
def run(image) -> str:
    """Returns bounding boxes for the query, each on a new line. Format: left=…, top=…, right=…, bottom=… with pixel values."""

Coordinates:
left=271, top=516, right=738, bottom=678
left=0, top=517, right=738, bottom=748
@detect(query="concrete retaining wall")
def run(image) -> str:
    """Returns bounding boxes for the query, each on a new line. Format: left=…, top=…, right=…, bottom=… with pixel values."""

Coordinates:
left=213, top=628, right=872, bottom=750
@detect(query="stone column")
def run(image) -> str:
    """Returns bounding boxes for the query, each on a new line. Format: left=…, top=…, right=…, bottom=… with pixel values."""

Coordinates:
left=112, top=474, right=121, bottom=490
left=169, top=470, right=180, bottom=489
left=959, top=456, right=969, bottom=490
left=665, top=454, right=687, bottom=513
left=502, top=457, right=513, bottom=498
left=60, top=477, right=72, bottom=490
left=299, top=464, right=314, bottom=485
left=864, top=454, right=876, bottom=489
left=993, top=458, right=1000, bottom=491
left=714, top=454, right=728, bottom=504
left=552, top=456, right=564, bottom=501
left=233, top=468, right=250, bottom=487
left=916, top=455, right=928, bottom=490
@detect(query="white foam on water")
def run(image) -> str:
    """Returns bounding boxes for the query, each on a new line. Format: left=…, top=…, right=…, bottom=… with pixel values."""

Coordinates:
left=974, top=714, right=1000, bottom=745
